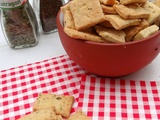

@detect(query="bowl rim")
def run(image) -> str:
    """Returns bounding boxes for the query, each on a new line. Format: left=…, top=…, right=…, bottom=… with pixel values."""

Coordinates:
left=57, top=9, right=160, bottom=47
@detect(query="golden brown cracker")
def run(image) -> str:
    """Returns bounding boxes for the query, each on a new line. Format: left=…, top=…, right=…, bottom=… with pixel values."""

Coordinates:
left=120, top=0, right=146, bottom=5
left=33, top=93, right=74, bottom=118
left=124, top=19, right=149, bottom=41
left=101, top=4, right=117, bottom=14
left=95, top=25, right=126, bottom=43
left=105, top=14, right=141, bottom=30
left=142, top=1, right=160, bottom=25
left=69, top=0, right=105, bottom=30
left=18, top=107, right=56, bottom=120
left=114, top=4, right=150, bottom=19
left=134, top=25, right=159, bottom=41
left=154, top=0, right=160, bottom=7
left=64, top=27, right=106, bottom=43
left=67, top=110, right=91, bottom=120
left=63, top=10, right=75, bottom=29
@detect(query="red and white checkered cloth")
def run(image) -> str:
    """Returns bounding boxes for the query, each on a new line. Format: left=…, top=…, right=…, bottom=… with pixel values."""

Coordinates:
left=77, top=75, right=160, bottom=120
left=1, top=55, right=160, bottom=120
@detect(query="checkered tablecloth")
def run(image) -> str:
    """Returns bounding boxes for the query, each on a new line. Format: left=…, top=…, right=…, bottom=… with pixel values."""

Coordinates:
left=1, top=55, right=160, bottom=120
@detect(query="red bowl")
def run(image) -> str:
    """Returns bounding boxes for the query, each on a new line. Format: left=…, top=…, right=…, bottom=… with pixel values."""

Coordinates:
left=56, top=10, right=160, bottom=77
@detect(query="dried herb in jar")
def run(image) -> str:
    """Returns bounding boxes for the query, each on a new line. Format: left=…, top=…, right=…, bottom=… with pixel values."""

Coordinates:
left=40, top=0, right=63, bottom=33
left=0, top=0, right=39, bottom=49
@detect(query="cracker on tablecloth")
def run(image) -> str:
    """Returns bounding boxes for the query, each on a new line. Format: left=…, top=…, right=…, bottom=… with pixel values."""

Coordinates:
left=18, top=107, right=58, bottom=120
left=67, top=110, right=91, bottom=120
left=33, top=93, right=74, bottom=118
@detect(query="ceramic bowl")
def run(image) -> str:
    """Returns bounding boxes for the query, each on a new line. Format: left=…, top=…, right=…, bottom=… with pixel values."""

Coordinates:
left=56, top=10, right=160, bottom=77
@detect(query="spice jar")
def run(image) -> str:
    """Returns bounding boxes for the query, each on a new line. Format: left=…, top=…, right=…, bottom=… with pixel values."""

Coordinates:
left=33, top=0, right=65, bottom=33
left=0, top=0, right=39, bottom=49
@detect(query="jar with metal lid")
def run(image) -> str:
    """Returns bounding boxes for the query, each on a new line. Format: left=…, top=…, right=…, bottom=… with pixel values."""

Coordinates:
left=33, top=0, right=67, bottom=34
left=0, top=0, right=39, bottom=49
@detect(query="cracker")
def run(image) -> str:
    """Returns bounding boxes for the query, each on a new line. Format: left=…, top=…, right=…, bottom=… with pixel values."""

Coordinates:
left=95, top=25, right=126, bottom=43
left=154, top=0, right=160, bottom=7
left=18, top=107, right=56, bottom=120
left=105, top=14, right=141, bottom=30
left=114, top=4, right=150, bottom=19
left=99, top=0, right=117, bottom=5
left=142, top=1, right=160, bottom=25
left=67, top=110, right=91, bottom=120
left=101, top=4, right=117, bottom=14
left=69, top=0, right=105, bottom=30
left=63, top=10, right=75, bottom=29
left=120, top=0, right=146, bottom=5
left=134, top=25, right=159, bottom=41
left=124, top=19, right=149, bottom=41
left=64, top=27, right=106, bottom=43
left=33, top=93, right=74, bottom=118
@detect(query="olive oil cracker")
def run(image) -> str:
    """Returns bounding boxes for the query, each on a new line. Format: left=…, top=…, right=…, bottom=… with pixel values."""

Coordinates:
left=67, top=110, right=91, bottom=120
left=105, top=14, right=141, bottom=30
left=18, top=107, right=59, bottom=120
left=142, top=1, right=160, bottom=25
left=33, top=93, right=74, bottom=118
left=119, top=0, right=146, bottom=5
left=69, top=0, right=105, bottom=30
left=114, top=4, right=150, bottom=19
left=124, top=19, right=149, bottom=41
left=64, top=27, right=106, bottom=43
left=134, top=25, right=159, bottom=41
left=95, top=25, right=126, bottom=43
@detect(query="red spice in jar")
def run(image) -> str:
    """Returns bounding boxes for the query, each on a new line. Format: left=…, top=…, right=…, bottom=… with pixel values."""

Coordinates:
left=40, top=0, right=63, bottom=33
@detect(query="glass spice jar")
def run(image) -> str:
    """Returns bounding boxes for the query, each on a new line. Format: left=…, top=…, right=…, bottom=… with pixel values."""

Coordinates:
left=0, top=0, right=39, bottom=49
left=33, top=0, right=65, bottom=34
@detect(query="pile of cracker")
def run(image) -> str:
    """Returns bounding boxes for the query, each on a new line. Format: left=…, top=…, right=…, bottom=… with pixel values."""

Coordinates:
left=61, top=0, right=160, bottom=43
left=18, top=93, right=91, bottom=120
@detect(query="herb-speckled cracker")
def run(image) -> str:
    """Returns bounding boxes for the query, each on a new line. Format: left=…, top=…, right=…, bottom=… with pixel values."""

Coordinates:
left=33, top=93, right=74, bottom=118
left=105, top=14, right=141, bottom=30
left=67, top=110, right=91, bottom=120
left=64, top=27, right=106, bottom=43
left=134, top=25, right=159, bottom=41
left=120, top=0, right=146, bottom=5
left=18, top=107, right=57, bottom=120
left=142, top=1, right=160, bottom=25
left=95, top=25, right=126, bottom=43
left=69, top=0, right=105, bottom=30
left=114, top=4, right=150, bottom=19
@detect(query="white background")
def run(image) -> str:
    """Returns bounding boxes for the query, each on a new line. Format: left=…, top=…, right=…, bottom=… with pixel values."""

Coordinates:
left=0, top=0, right=160, bottom=80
